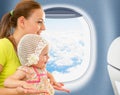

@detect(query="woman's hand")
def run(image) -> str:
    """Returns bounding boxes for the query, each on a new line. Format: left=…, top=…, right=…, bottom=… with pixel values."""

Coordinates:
left=16, top=82, right=49, bottom=95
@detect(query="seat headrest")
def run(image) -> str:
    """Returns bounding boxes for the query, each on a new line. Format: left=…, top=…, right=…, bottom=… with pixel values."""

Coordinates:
left=107, top=37, right=120, bottom=69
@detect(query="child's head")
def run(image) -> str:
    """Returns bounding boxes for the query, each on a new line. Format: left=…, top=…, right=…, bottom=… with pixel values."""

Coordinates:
left=17, top=34, right=49, bottom=67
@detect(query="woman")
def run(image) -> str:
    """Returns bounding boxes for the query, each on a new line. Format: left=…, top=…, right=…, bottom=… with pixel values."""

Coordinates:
left=0, top=0, right=46, bottom=94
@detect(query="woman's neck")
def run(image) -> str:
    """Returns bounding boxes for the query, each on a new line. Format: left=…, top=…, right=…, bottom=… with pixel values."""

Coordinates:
left=12, top=32, right=24, bottom=46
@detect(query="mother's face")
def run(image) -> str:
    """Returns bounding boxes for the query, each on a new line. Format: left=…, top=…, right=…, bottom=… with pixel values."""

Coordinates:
left=23, top=8, right=46, bottom=35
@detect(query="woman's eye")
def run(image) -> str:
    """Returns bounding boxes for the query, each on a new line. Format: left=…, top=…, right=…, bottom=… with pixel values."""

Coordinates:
left=37, top=21, right=43, bottom=24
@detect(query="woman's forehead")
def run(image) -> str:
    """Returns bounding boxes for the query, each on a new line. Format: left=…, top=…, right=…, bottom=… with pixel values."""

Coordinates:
left=30, top=9, right=45, bottom=19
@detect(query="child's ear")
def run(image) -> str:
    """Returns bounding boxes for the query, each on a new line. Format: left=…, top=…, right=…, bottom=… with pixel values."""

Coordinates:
left=17, top=16, right=26, bottom=28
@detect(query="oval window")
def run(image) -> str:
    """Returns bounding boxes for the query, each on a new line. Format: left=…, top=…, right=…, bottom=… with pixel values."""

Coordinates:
left=42, top=6, right=96, bottom=83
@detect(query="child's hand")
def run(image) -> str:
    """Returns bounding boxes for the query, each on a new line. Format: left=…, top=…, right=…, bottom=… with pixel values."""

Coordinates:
left=52, top=82, right=70, bottom=93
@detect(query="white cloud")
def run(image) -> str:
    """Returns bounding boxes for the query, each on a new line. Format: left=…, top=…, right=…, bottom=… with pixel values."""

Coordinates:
left=41, top=17, right=90, bottom=82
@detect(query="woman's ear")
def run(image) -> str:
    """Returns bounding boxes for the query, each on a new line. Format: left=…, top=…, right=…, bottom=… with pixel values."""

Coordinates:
left=17, top=16, right=25, bottom=28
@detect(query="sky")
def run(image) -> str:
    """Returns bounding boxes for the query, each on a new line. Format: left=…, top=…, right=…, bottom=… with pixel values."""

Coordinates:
left=41, top=17, right=90, bottom=82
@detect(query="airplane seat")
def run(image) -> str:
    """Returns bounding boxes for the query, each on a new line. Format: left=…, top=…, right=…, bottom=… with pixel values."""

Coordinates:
left=107, top=37, right=120, bottom=95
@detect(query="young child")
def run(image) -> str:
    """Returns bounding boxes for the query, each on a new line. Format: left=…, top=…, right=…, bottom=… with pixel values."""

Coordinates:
left=4, top=34, right=70, bottom=95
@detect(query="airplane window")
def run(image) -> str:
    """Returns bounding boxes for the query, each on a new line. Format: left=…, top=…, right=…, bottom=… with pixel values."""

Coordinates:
left=42, top=6, right=95, bottom=83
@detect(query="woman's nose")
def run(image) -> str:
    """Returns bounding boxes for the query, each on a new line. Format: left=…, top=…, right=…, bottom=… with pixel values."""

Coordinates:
left=37, top=24, right=46, bottom=34
left=41, top=23, right=46, bottom=31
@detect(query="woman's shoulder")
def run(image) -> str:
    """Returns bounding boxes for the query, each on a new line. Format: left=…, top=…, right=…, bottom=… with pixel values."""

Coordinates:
left=0, top=38, right=14, bottom=54
left=0, top=38, right=12, bottom=47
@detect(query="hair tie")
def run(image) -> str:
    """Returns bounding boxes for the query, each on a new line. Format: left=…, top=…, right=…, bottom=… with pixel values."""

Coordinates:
left=10, top=10, right=14, bottom=16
